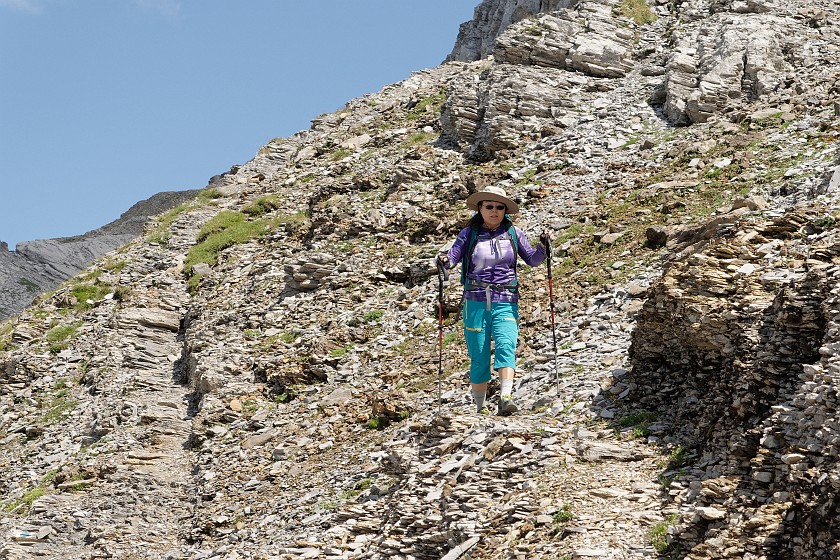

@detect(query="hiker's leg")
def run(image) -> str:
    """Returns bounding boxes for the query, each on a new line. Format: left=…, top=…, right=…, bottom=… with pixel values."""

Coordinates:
left=491, top=302, right=519, bottom=379
left=498, top=367, right=515, bottom=396
left=492, top=303, right=519, bottom=414
left=464, top=299, right=492, bottom=410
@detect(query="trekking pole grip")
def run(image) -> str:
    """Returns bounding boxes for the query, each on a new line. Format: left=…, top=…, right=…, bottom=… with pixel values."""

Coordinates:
left=541, top=231, right=552, bottom=271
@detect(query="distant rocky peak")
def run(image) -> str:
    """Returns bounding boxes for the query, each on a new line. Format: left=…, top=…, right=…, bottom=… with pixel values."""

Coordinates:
left=447, top=0, right=578, bottom=62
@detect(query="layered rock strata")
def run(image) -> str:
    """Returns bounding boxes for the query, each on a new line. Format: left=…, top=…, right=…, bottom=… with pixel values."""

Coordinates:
left=629, top=204, right=840, bottom=558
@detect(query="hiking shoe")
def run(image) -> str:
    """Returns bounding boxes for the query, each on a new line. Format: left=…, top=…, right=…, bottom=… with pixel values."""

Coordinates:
left=477, top=406, right=493, bottom=416
left=497, top=396, right=518, bottom=416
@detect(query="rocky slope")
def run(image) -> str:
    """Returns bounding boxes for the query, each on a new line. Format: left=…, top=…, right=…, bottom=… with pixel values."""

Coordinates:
left=1, top=0, right=840, bottom=559
left=0, top=190, right=199, bottom=321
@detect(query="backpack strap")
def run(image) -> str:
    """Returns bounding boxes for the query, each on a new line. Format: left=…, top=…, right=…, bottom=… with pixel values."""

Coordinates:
left=507, top=225, right=518, bottom=285
left=460, top=226, right=480, bottom=289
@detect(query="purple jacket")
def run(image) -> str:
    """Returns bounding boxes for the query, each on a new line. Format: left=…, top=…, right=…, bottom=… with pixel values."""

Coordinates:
left=443, top=224, right=546, bottom=304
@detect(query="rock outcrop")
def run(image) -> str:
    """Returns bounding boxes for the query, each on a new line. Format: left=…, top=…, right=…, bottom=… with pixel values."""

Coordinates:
left=659, top=1, right=840, bottom=124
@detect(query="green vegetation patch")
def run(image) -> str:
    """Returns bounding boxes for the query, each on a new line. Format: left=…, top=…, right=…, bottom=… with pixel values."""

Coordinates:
left=666, top=445, right=688, bottom=470
left=102, top=258, right=128, bottom=274
left=243, top=194, right=281, bottom=218
left=617, top=0, right=657, bottom=25
left=278, top=210, right=310, bottom=236
left=69, top=283, right=110, bottom=309
left=553, top=503, right=573, bottom=524
left=57, top=276, right=128, bottom=312
left=3, top=485, right=46, bottom=514
left=362, top=309, right=384, bottom=323
left=2, top=471, right=58, bottom=514
left=196, top=187, right=224, bottom=203
left=366, top=416, right=389, bottom=430
left=329, top=343, right=354, bottom=359
left=185, top=210, right=278, bottom=292
left=407, top=90, right=446, bottom=121
left=41, top=389, right=78, bottom=425
left=329, top=148, right=352, bottom=161
left=147, top=202, right=192, bottom=244
left=618, top=410, right=657, bottom=438
left=45, top=321, right=83, bottom=354
left=0, top=321, right=13, bottom=352
left=403, top=131, right=437, bottom=147
left=648, top=514, right=679, bottom=553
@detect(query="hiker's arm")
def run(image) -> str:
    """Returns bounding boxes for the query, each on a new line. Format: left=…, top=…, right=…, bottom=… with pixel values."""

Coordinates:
left=439, top=227, right=469, bottom=269
left=516, top=227, right=550, bottom=266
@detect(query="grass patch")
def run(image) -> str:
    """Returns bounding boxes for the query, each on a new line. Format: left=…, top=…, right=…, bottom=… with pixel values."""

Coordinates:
left=329, top=148, right=352, bottom=161
left=329, top=343, right=354, bottom=359
left=185, top=211, right=277, bottom=291
left=366, top=416, right=389, bottom=430
left=363, top=309, right=384, bottom=323
left=515, top=168, right=541, bottom=187
left=618, top=410, right=657, bottom=438
left=403, top=131, right=437, bottom=146
left=45, top=321, right=83, bottom=354
left=0, top=322, right=13, bottom=351
left=58, top=279, right=128, bottom=312
left=196, top=187, right=224, bottom=203
left=3, top=471, right=58, bottom=514
left=407, top=90, right=446, bottom=121
left=553, top=503, right=574, bottom=524
left=67, top=472, right=94, bottom=491
left=648, top=514, right=679, bottom=553
left=243, top=195, right=281, bottom=217
left=666, top=445, right=688, bottom=469
left=278, top=211, right=310, bottom=236
left=617, top=0, right=657, bottom=25
left=3, top=485, right=46, bottom=514
left=148, top=202, right=192, bottom=243
left=68, top=283, right=112, bottom=310
left=41, top=387, right=78, bottom=425
left=102, top=258, right=128, bottom=274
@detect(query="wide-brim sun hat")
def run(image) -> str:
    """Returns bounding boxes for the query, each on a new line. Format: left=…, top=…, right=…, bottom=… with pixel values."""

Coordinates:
left=465, top=185, right=519, bottom=214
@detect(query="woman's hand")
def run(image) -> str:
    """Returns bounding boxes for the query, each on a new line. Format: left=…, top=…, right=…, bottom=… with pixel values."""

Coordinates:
left=436, top=254, right=450, bottom=269
left=539, top=230, right=554, bottom=249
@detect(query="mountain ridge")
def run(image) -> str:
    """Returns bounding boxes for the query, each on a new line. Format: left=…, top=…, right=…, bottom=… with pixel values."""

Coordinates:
left=0, top=189, right=199, bottom=320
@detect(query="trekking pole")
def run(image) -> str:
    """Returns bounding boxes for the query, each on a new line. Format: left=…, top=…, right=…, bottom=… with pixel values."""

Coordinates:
left=436, top=258, right=446, bottom=415
left=543, top=233, right=560, bottom=393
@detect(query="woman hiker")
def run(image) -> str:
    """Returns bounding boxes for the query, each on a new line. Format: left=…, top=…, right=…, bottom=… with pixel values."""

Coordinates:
left=437, top=186, right=552, bottom=416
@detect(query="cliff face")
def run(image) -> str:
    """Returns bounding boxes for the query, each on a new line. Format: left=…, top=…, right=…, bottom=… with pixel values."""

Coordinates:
left=1, top=0, right=840, bottom=558
left=628, top=205, right=840, bottom=557
left=0, top=190, right=198, bottom=320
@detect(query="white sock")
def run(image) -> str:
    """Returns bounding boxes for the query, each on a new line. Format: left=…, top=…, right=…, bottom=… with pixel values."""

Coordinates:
left=472, top=390, right=487, bottom=411
left=500, top=379, right=513, bottom=398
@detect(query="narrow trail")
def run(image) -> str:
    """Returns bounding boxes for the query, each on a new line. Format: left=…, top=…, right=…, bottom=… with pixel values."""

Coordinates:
left=1, top=207, right=220, bottom=560
left=306, top=270, right=670, bottom=560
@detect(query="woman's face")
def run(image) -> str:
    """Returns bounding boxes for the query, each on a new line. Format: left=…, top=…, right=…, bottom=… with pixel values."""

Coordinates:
left=479, top=200, right=506, bottom=229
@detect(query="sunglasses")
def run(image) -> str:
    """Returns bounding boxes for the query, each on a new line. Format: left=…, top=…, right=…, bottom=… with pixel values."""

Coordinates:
left=481, top=203, right=506, bottom=211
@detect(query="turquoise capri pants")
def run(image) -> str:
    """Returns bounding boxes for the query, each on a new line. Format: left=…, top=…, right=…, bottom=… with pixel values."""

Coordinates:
left=462, top=298, right=519, bottom=385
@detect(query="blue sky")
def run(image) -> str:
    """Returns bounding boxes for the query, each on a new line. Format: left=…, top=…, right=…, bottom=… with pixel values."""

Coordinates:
left=0, top=0, right=478, bottom=249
